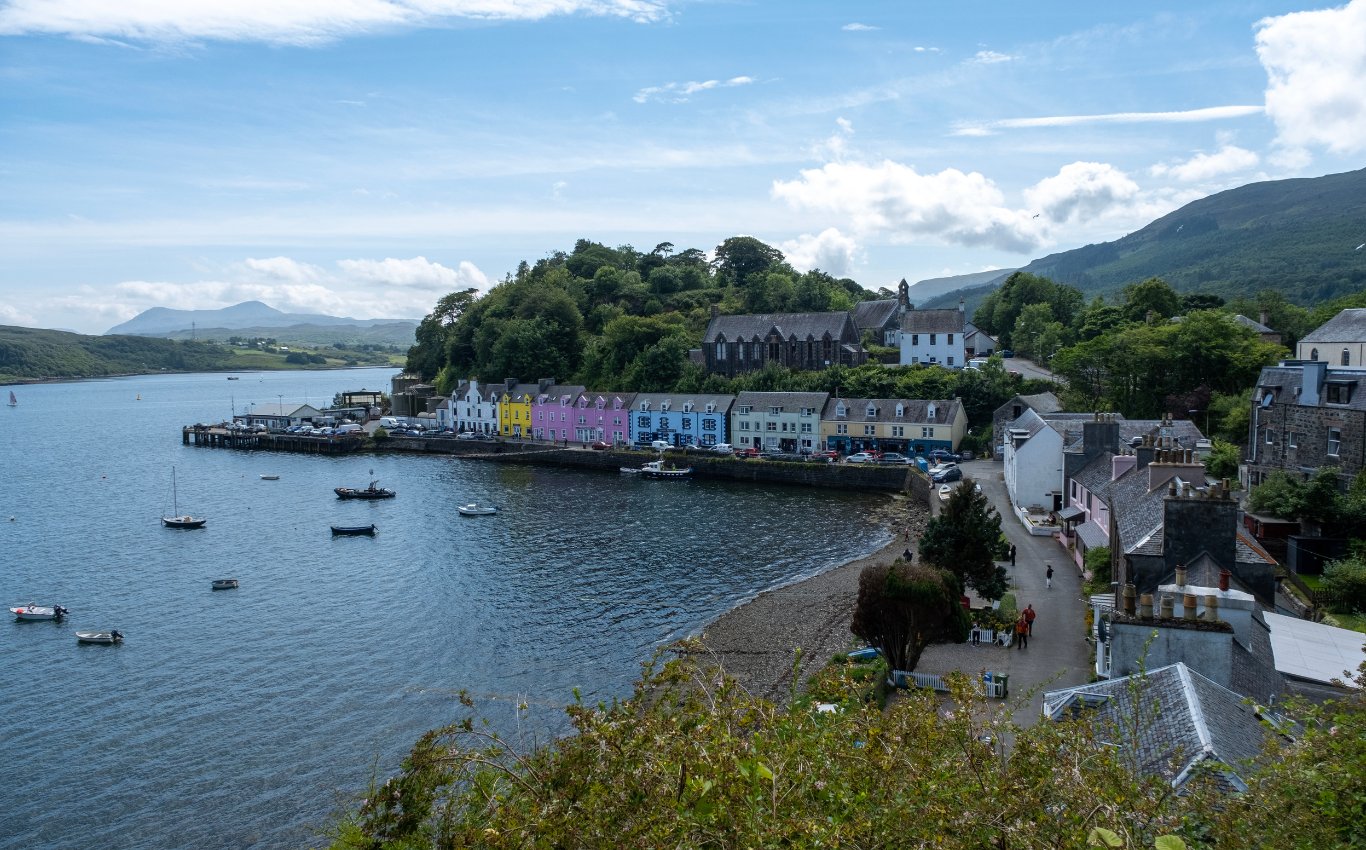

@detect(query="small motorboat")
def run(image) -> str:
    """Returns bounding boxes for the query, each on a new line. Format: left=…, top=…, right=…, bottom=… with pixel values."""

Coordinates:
left=211, top=579, right=240, bottom=590
left=11, top=604, right=69, bottom=621
left=639, top=459, right=692, bottom=480
left=457, top=503, right=497, bottom=517
left=260, top=474, right=280, bottom=481
left=331, top=524, right=377, bottom=536
left=334, top=481, right=395, bottom=500
left=619, top=466, right=643, bottom=475
left=76, top=630, right=123, bottom=645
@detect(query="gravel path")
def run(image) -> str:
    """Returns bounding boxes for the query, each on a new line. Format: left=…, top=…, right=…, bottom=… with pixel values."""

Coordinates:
left=697, top=494, right=930, bottom=703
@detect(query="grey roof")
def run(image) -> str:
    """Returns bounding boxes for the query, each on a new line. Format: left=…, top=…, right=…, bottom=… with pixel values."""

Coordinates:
left=1076, top=521, right=1109, bottom=550
left=1005, top=408, right=1053, bottom=442
left=1108, top=469, right=1166, bottom=556
left=632, top=392, right=737, bottom=412
left=1300, top=308, right=1366, bottom=344
left=1075, top=451, right=1118, bottom=495
left=852, top=299, right=899, bottom=331
left=733, top=391, right=829, bottom=411
left=578, top=390, right=638, bottom=409
left=821, top=397, right=962, bottom=425
left=995, top=392, right=1063, bottom=425
left=1043, top=662, right=1275, bottom=790
left=1257, top=363, right=1366, bottom=411
left=1051, top=415, right=1207, bottom=454
left=534, top=384, right=586, bottom=405
left=901, top=309, right=965, bottom=334
left=1232, top=314, right=1275, bottom=334
left=703, top=312, right=856, bottom=343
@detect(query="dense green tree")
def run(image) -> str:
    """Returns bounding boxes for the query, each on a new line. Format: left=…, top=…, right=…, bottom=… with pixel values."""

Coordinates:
left=850, top=560, right=967, bottom=673
left=973, top=271, right=1083, bottom=346
left=1208, top=388, right=1252, bottom=444
left=1321, top=556, right=1366, bottom=613
left=405, top=288, right=479, bottom=379
left=918, top=481, right=1008, bottom=599
left=712, top=236, right=785, bottom=287
left=1204, top=439, right=1242, bottom=480
left=1121, top=277, right=1182, bottom=323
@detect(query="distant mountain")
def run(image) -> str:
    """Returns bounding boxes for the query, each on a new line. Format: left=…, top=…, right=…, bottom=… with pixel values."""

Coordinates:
left=924, top=167, right=1366, bottom=310
left=905, top=269, right=1015, bottom=305
left=108, top=301, right=418, bottom=336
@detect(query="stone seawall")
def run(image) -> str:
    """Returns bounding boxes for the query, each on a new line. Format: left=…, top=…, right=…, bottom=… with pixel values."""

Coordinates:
left=382, top=437, right=917, bottom=493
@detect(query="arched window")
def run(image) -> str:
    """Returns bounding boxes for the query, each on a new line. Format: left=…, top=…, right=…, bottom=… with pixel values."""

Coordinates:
left=1310, top=348, right=1319, bottom=361
left=1343, top=348, right=1351, bottom=366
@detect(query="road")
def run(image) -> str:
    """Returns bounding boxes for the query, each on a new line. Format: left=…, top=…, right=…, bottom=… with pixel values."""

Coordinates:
left=1002, top=356, right=1060, bottom=383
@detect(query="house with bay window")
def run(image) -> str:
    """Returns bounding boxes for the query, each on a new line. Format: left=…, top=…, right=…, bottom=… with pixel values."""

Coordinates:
left=530, top=384, right=587, bottom=443
left=570, top=391, right=637, bottom=445
left=729, top=391, right=828, bottom=453
left=629, top=393, right=734, bottom=448
left=819, top=397, right=966, bottom=455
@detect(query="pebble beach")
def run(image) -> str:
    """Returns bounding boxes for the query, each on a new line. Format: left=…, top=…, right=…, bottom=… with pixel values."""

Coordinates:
left=699, top=493, right=932, bottom=703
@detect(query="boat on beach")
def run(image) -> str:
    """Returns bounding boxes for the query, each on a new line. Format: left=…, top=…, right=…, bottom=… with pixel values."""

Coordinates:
left=331, top=524, right=377, bottom=536
left=334, top=481, right=395, bottom=500
left=76, top=630, right=123, bottom=645
left=457, top=503, right=497, bottom=516
left=11, top=604, right=68, bottom=621
left=211, top=579, right=239, bottom=590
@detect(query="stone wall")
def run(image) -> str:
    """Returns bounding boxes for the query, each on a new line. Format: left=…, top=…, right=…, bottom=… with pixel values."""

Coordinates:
left=1247, top=400, right=1366, bottom=487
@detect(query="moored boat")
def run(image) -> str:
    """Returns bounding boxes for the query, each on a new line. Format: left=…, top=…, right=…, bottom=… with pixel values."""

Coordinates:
left=331, top=524, right=377, bottom=536
left=76, top=630, right=123, bottom=645
left=457, top=503, right=497, bottom=516
left=211, top=579, right=240, bottom=590
left=162, top=467, right=206, bottom=528
left=334, top=481, right=395, bottom=500
left=260, top=474, right=280, bottom=481
left=11, top=604, right=68, bottom=621
left=639, top=459, right=692, bottom=480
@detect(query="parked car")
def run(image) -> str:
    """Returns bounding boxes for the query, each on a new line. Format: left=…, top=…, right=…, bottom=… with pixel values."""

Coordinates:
left=456, top=432, right=480, bottom=440
left=928, top=450, right=962, bottom=464
left=734, top=446, right=760, bottom=458
left=711, top=443, right=734, bottom=454
left=932, top=466, right=963, bottom=483
left=999, top=349, right=1014, bottom=358
left=846, top=452, right=876, bottom=464
left=591, top=440, right=611, bottom=450
left=810, top=449, right=839, bottom=460
left=649, top=440, right=672, bottom=451
left=877, top=452, right=914, bottom=465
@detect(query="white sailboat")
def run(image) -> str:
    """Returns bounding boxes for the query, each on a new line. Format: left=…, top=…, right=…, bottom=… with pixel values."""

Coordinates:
left=161, top=467, right=206, bottom=529
left=7, top=390, right=15, bottom=407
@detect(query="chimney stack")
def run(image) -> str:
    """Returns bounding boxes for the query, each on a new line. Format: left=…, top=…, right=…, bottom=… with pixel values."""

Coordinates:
left=1219, top=568, right=1231, bottom=592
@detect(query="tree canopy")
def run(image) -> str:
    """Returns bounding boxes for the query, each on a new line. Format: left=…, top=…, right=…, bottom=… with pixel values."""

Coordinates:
left=918, top=480, right=1008, bottom=600
left=850, top=559, right=968, bottom=673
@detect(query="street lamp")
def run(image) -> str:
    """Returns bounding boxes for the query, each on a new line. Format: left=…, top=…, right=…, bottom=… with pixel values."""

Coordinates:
left=1188, top=408, right=1210, bottom=436
left=277, top=394, right=284, bottom=431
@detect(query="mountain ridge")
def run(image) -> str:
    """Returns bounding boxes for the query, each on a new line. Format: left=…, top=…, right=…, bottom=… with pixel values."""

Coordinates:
left=107, top=300, right=419, bottom=335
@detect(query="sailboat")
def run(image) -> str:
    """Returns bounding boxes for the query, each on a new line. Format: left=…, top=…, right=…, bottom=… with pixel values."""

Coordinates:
left=7, top=391, right=15, bottom=407
left=161, top=467, right=206, bottom=529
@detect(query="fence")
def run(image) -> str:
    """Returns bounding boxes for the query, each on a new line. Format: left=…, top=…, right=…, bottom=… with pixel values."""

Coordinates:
left=890, top=670, right=1008, bottom=698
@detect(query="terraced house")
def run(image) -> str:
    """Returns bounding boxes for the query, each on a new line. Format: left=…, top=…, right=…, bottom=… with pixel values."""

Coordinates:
left=730, top=391, right=828, bottom=453
left=570, top=391, right=636, bottom=445
left=820, top=397, right=966, bottom=456
left=453, top=379, right=499, bottom=435
left=530, top=383, right=587, bottom=443
left=629, top=393, right=734, bottom=448
left=497, top=379, right=551, bottom=438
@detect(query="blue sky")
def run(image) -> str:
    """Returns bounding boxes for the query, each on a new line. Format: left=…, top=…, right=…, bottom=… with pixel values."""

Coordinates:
left=2, top=0, right=1365, bottom=333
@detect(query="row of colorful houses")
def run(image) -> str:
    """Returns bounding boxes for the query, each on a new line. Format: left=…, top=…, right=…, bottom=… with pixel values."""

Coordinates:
left=428, top=377, right=967, bottom=455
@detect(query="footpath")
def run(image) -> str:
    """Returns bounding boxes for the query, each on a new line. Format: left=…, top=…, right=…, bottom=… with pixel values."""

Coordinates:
left=915, top=459, right=1093, bottom=726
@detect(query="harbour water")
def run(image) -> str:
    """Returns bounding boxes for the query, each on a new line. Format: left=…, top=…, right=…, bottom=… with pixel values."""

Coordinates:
left=1, top=368, right=891, bottom=849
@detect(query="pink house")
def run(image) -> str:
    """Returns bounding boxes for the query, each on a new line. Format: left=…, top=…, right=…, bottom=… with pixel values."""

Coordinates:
left=572, top=392, right=636, bottom=445
left=531, top=384, right=586, bottom=443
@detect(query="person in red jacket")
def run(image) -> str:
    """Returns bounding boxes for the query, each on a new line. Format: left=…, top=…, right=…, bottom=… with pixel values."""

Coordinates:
left=1023, top=604, right=1036, bottom=636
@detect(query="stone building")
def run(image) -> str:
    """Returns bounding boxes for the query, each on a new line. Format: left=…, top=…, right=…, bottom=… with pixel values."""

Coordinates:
left=1245, top=360, right=1366, bottom=490
left=701, top=308, right=865, bottom=378
left=851, top=279, right=912, bottom=347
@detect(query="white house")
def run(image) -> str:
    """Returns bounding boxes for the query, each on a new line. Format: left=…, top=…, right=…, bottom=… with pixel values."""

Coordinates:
left=1002, top=408, right=1067, bottom=512
left=453, top=378, right=499, bottom=435
left=1296, top=307, right=1366, bottom=368
left=899, top=308, right=966, bottom=367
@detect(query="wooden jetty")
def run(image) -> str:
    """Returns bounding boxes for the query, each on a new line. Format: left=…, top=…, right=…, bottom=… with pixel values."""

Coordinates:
left=182, top=425, right=366, bottom=455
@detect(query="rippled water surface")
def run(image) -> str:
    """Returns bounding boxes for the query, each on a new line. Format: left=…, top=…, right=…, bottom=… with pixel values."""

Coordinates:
left=1, top=369, right=889, bottom=849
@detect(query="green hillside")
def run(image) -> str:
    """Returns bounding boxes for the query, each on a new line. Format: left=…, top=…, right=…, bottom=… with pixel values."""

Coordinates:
left=0, top=325, right=235, bottom=382
left=924, top=167, right=1366, bottom=309
left=157, top=321, right=417, bottom=349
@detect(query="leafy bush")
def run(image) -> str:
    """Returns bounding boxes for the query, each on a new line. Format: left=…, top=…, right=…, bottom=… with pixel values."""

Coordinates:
left=1322, top=557, right=1366, bottom=613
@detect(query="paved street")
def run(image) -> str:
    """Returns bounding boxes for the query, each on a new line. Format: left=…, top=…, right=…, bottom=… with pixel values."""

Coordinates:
left=917, top=458, right=1093, bottom=725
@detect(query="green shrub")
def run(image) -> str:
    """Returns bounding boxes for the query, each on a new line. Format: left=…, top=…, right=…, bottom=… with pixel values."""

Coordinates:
left=1322, top=556, right=1366, bottom=613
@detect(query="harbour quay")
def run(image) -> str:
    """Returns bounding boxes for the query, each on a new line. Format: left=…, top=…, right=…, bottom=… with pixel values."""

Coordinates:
left=181, top=424, right=366, bottom=454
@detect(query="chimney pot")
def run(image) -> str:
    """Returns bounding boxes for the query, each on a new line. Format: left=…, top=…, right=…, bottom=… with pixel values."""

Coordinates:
left=1139, top=593, right=1154, bottom=619
left=1183, top=592, right=1198, bottom=620
left=1219, top=568, right=1231, bottom=592
left=1123, top=583, right=1137, bottom=616
left=1175, top=564, right=1186, bottom=588
left=1159, top=594, right=1175, bottom=619
left=1204, top=594, right=1220, bottom=622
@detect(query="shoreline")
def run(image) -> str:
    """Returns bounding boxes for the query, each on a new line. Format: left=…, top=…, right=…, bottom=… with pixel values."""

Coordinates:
left=697, top=492, right=931, bottom=703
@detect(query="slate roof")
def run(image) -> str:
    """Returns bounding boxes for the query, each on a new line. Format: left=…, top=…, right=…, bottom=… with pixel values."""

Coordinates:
left=631, top=392, right=737, bottom=412
left=703, top=312, right=855, bottom=343
left=1300, top=307, right=1366, bottom=343
left=1005, top=408, right=1053, bottom=442
left=1107, top=469, right=1166, bottom=556
left=1257, top=363, right=1366, bottom=411
left=852, top=299, right=900, bottom=332
left=1043, top=662, right=1276, bottom=791
left=1232, top=314, right=1275, bottom=334
left=733, top=391, right=829, bottom=411
left=1075, top=451, right=1118, bottom=495
left=1052, top=415, right=1207, bottom=454
left=821, top=397, right=962, bottom=425
left=1018, top=392, right=1063, bottom=413
left=1076, top=521, right=1109, bottom=550
left=901, top=309, right=965, bottom=334
left=533, top=384, right=587, bottom=405
left=578, top=391, right=638, bottom=410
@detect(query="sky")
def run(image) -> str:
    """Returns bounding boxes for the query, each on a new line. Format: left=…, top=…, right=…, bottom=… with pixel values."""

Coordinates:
left=2, top=0, right=1365, bottom=334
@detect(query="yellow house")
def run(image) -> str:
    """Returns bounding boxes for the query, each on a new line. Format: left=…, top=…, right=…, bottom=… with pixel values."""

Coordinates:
left=819, top=397, right=967, bottom=455
left=497, top=382, right=543, bottom=437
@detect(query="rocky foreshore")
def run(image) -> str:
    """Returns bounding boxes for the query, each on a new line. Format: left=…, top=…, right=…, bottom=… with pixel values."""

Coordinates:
left=698, top=493, right=931, bottom=703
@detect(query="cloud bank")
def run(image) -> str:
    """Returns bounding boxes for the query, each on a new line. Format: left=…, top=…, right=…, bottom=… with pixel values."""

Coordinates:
left=1256, top=0, right=1366, bottom=156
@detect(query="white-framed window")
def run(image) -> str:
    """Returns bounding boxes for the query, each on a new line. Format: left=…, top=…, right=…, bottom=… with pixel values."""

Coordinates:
left=801, top=423, right=812, bottom=433
left=740, top=421, right=750, bottom=431
left=1265, top=428, right=1274, bottom=445
left=738, top=405, right=751, bottom=414
left=769, top=406, right=782, bottom=415
left=835, top=402, right=846, bottom=417
left=891, top=426, right=904, bottom=437
left=1288, top=431, right=1298, bottom=448
left=866, top=404, right=877, bottom=417
left=863, top=425, right=875, bottom=436
left=837, top=424, right=847, bottom=434
left=929, top=333, right=937, bottom=345
left=895, top=403, right=904, bottom=417
left=922, top=427, right=933, bottom=438
left=1328, top=427, right=1342, bottom=457
left=766, top=421, right=777, bottom=431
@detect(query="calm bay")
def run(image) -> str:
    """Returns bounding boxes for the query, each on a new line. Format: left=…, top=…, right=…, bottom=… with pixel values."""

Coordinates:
left=1, top=368, right=890, bottom=849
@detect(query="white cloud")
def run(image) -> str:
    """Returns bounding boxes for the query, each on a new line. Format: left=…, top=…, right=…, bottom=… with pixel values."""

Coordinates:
left=912, top=46, right=940, bottom=53
left=243, top=256, right=325, bottom=282
left=1023, top=162, right=1139, bottom=224
left=1150, top=145, right=1260, bottom=182
left=971, top=50, right=1013, bottom=64
left=1256, top=0, right=1366, bottom=155
left=336, top=256, right=488, bottom=290
left=772, top=160, right=1044, bottom=253
left=0, top=0, right=671, bottom=45
left=841, top=22, right=878, bottom=32
left=779, top=228, right=859, bottom=276
left=633, top=75, right=754, bottom=104
left=952, top=105, right=1263, bottom=136
left=813, top=117, right=854, bottom=161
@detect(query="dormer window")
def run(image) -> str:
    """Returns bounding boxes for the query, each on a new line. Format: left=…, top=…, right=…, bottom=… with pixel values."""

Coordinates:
left=682, top=402, right=694, bottom=412
left=639, top=401, right=650, bottom=412
left=835, top=402, right=846, bottom=418
left=661, top=401, right=671, bottom=412
left=1343, top=347, right=1351, bottom=366
left=866, top=404, right=877, bottom=417
left=895, top=403, right=905, bottom=418
left=738, top=405, right=751, bottom=415
left=705, top=403, right=715, bottom=414
left=927, top=402, right=938, bottom=420
left=769, top=406, right=782, bottom=415
left=1326, top=383, right=1354, bottom=405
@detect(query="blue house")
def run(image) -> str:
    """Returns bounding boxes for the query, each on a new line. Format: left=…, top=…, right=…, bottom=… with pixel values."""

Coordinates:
left=628, top=393, right=736, bottom=448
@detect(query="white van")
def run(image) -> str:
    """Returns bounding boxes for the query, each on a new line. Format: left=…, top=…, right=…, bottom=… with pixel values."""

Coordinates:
left=335, top=423, right=363, bottom=435
left=650, top=440, right=671, bottom=451
left=379, top=417, right=400, bottom=428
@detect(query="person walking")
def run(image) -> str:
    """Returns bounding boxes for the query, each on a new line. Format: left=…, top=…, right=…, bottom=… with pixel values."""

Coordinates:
left=1014, top=615, right=1029, bottom=650
left=1009, top=544, right=1017, bottom=566
left=1023, top=604, right=1036, bottom=636
left=1046, top=564, right=1054, bottom=589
